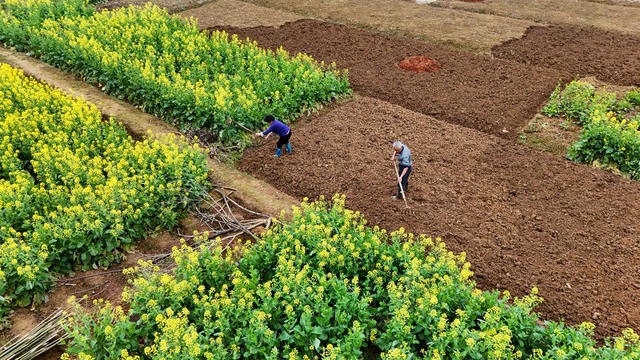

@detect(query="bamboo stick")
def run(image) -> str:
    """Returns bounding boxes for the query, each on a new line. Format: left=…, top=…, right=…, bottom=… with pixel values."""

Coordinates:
left=393, top=159, right=409, bottom=208
left=0, top=309, right=68, bottom=360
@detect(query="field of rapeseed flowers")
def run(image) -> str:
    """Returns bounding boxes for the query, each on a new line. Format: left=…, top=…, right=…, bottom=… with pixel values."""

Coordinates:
left=542, top=81, right=640, bottom=178
left=0, top=0, right=351, bottom=146
left=0, top=63, right=208, bottom=317
left=63, top=195, right=640, bottom=360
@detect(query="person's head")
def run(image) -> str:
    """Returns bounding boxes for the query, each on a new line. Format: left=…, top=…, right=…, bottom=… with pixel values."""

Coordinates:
left=264, top=114, right=275, bottom=124
left=393, top=141, right=403, bottom=153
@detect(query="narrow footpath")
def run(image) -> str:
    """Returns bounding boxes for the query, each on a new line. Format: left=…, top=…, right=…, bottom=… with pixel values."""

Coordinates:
left=0, top=46, right=297, bottom=218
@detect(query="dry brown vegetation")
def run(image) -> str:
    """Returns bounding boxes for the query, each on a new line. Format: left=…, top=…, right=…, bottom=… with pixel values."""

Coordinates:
left=241, top=0, right=536, bottom=53
left=97, top=0, right=213, bottom=12
left=434, top=0, right=640, bottom=36
left=179, top=0, right=305, bottom=28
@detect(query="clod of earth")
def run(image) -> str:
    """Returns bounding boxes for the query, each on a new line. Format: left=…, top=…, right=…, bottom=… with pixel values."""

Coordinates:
left=398, top=56, right=441, bottom=73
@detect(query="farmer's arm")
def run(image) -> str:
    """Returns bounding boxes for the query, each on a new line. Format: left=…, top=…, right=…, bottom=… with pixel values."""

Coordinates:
left=255, top=123, right=275, bottom=137
left=398, top=167, right=408, bottom=182
left=391, top=151, right=396, bottom=161
left=263, top=123, right=276, bottom=136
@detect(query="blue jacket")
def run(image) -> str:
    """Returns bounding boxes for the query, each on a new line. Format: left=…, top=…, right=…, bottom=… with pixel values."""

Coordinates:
left=398, top=145, right=413, bottom=167
left=262, top=120, right=290, bottom=137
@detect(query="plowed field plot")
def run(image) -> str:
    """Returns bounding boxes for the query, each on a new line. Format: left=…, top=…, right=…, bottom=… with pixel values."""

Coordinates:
left=212, top=19, right=564, bottom=138
left=239, top=97, right=640, bottom=340
left=493, top=25, right=640, bottom=86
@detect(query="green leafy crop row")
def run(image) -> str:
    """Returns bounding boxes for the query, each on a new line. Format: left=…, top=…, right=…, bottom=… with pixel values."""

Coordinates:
left=542, top=81, right=636, bottom=124
left=63, top=196, right=640, bottom=360
left=0, top=0, right=351, bottom=146
left=0, top=63, right=209, bottom=316
left=543, top=81, right=640, bottom=178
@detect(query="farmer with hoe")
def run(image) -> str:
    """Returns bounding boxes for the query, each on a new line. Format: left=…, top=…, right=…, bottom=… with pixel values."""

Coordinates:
left=254, top=114, right=292, bottom=157
left=391, top=141, right=412, bottom=200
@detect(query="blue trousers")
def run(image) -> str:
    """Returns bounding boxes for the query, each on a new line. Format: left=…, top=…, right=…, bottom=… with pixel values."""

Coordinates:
left=397, top=165, right=412, bottom=196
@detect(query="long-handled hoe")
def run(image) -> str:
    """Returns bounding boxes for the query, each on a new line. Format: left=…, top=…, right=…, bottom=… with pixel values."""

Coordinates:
left=229, top=118, right=254, bottom=134
left=393, top=159, right=410, bottom=210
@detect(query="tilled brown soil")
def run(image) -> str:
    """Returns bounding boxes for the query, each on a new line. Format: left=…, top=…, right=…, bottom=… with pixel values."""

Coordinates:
left=239, top=97, right=640, bottom=340
left=493, top=25, right=640, bottom=86
left=210, top=19, right=565, bottom=138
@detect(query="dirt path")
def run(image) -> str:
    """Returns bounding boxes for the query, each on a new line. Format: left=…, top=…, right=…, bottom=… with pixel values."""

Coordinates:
left=239, top=0, right=535, bottom=53
left=0, top=46, right=297, bottom=218
left=493, top=25, right=640, bottom=86
left=212, top=19, right=564, bottom=139
left=239, top=96, right=640, bottom=340
left=179, top=0, right=306, bottom=28
left=434, top=0, right=640, bottom=36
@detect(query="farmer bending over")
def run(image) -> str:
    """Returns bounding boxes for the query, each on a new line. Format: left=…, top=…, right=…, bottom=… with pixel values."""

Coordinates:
left=254, top=114, right=292, bottom=157
left=391, top=141, right=412, bottom=200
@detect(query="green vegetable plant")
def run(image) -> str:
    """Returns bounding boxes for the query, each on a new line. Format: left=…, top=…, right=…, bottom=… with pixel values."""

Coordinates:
left=0, top=0, right=351, bottom=146
left=63, top=196, right=640, bottom=360
left=0, top=63, right=209, bottom=317
left=543, top=81, right=640, bottom=179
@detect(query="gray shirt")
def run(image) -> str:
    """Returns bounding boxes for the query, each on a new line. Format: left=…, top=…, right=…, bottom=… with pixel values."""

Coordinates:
left=398, top=145, right=413, bottom=167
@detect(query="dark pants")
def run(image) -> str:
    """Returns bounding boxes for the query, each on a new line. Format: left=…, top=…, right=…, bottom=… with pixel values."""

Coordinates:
left=397, top=165, right=412, bottom=196
left=277, top=130, right=292, bottom=149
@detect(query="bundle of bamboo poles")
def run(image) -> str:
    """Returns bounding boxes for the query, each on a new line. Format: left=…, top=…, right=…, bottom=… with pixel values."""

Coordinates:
left=0, top=309, right=68, bottom=360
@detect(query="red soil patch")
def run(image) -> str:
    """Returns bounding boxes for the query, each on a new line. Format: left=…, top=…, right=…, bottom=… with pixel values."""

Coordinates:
left=239, top=97, right=640, bottom=341
left=398, top=56, right=441, bottom=73
left=493, top=25, right=640, bottom=86
left=209, top=19, right=565, bottom=138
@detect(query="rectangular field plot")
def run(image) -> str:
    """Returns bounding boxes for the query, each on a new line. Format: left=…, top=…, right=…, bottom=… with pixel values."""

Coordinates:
left=434, top=0, right=640, bottom=37
left=245, top=0, right=535, bottom=53
left=239, top=96, right=640, bottom=340
left=215, top=19, right=564, bottom=138
left=493, top=25, right=640, bottom=87
left=179, top=0, right=306, bottom=29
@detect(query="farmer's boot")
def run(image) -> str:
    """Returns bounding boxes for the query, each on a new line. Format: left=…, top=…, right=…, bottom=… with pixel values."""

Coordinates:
left=285, top=143, right=292, bottom=153
left=274, top=148, right=282, bottom=157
